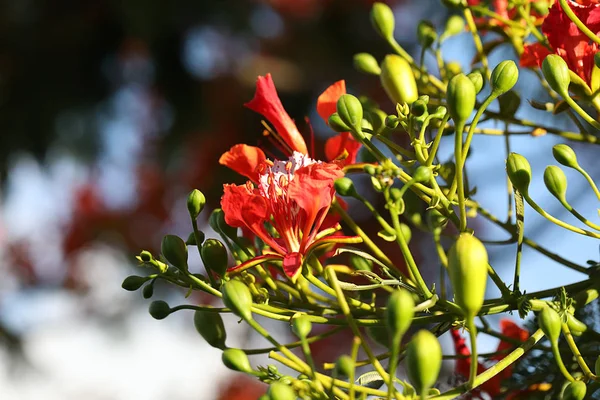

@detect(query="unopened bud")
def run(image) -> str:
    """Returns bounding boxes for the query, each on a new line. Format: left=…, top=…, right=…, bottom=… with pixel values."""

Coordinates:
left=354, top=53, right=381, bottom=75
left=399, top=223, right=412, bottom=244
left=506, top=153, right=532, bottom=195
left=380, top=55, right=419, bottom=105
left=538, top=305, right=562, bottom=344
left=161, top=234, right=188, bottom=271
left=371, top=2, right=395, bottom=41
left=562, top=380, right=587, bottom=400
left=446, top=74, right=476, bottom=123
left=149, top=300, right=171, bottom=320
left=187, top=189, right=206, bottom=219
left=142, top=282, right=154, bottom=299
left=335, top=355, right=355, bottom=378
left=328, top=113, right=352, bottom=132
left=467, top=71, right=484, bottom=93
left=491, top=60, right=519, bottom=95
left=552, top=144, right=579, bottom=169
left=544, top=166, right=568, bottom=202
left=386, top=289, right=415, bottom=338
left=443, top=15, right=465, bottom=38
left=337, top=94, right=364, bottom=132
left=222, top=348, right=253, bottom=373
left=417, top=21, right=437, bottom=48
left=222, top=279, right=254, bottom=321
left=542, top=54, right=571, bottom=95
left=267, top=382, right=296, bottom=400
left=201, top=239, right=228, bottom=277
left=122, top=275, right=151, bottom=291
left=291, top=315, right=312, bottom=338
left=532, top=0, right=550, bottom=16
left=335, top=177, right=358, bottom=197
left=406, top=330, right=442, bottom=395
left=194, top=310, right=227, bottom=349
left=413, top=166, right=432, bottom=183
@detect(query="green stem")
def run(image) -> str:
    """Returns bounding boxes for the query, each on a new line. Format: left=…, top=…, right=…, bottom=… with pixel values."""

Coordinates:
left=464, top=8, right=489, bottom=77
left=560, top=199, right=600, bottom=231
left=575, top=166, right=600, bottom=201
left=562, top=95, right=600, bottom=130
left=426, top=113, right=451, bottom=166
left=454, top=121, right=468, bottom=231
left=513, top=189, right=525, bottom=294
left=387, top=332, right=402, bottom=400
left=349, top=337, right=361, bottom=400
left=551, top=341, right=576, bottom=382
left=466, top=317, right=478, bottom=388
left=562, top=323, right=596, bottom=380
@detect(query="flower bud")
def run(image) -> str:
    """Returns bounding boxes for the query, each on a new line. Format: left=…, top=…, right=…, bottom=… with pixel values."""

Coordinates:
left=544, top=166, right=568, bottom=202
left=354, top=53, right=381, bottom=75
left=142, top=281, right=154, bottom=299
left=417, top=21, right=437, bottom=48
left=446, top=74, right=476, bottom=123
left=386, top=289, right=415, bottom=338
left=201, top=238, right=228, bottom=277
left=506, top=153, right=532, bottom=195
left=291, top=315, right=312, bottom=338
left=406, top=330, right=442, bottom=395
left=532, top=0, right=550, bottom=16
left=562, top=381, right=587, bottom=400
left=335, top=355, right=355, bottom=378
left=222, top=348, right=253, bottom=373
left=334, top=177, right=358, bottom=197
left=443, top=15, right=465, bottom=38
left=149, top=300, right=171, bottom=320
left=467, top=71, right=484, bottom=93
left=385, top=115, right=400, bottom=129
left=413, top=166, right=432, bottom=183
left=491, top=60, right=519, bottom=95
left=267, top=382, right=296, bottom=400
left=222, top=279, right=254, bottom=321
left=336, top=94, right=364, bottom=132
left=161, top=234, right=188, bottom=271
left=328, top=113, right=352, bottom=132
left=447, top=233, right=488, bottom=317
left=552, top=144, right=579, bottom=169
left=194, top=309, right=227, bottom=349
left=371, top=2, right=395, bottom=41
left=542, top=54, right=571, bottom=95
left=566, top=314, right=587, bottom=336
left=399, top=223, right=412, bottom=244
left=380, top=55, right=419, bottom=105
left=186, top=230, right=205, bottom=246
left=349, top=254, right=373, bottom=271
left=538, top=305, right=562, bottom=344
left=187, top=189, right=206, bottom=219
left=122, top=275, right=151, bottom=291
left=446, top=62, right=463, bottom=77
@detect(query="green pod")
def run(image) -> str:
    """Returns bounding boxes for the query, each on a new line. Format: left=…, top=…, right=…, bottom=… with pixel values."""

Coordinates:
left=222, top=348, right=253, bottom=373
left=544, top=166, right=568, bottom=202
left=447, top=233, right=488, bottom=317
left=406, top=330, right=442, bottom=395
left=201, top=238, right=228, bottom=277
left=413, top=166, right=432, bottom=183
left=386, top=289, right=415, bottom=338
left=194, top=309, right=227, bottom=349
left=222, top=279, right=254, bottom=321
left=371, top=2, right=395, bottom=40
left=335, top=355, right=355, bottom=378
left=417, top=21, right=437, bottom=48
left=334, top=177, right=358, bottom=197
left=552, top=144, right=579, bottom=169
left=291, top=315, right=312, bottom=339
left=491, top=60, right=519, bottom=95
left=121, top=275, right=151, bottom=291
left=566, top=314, right=587, bottom=336
left=506, top=152, right=532, bottom=195
left=467, top=71, right=484, bottom=94
left=446, top=74, right=476, bottom=123
left=161, top=234, right=188, bottom=271
left=542, top=54, right=571, bottom=95
left=187, top=189, right=206, bottom=219
left=380, top=55, right=419, bottom=105
left=267, top=382, right=296, bottom=400
left=149, top=300, right=171, bottom=320
left=443, top=15, right=465, bottom=38
left=354, top=53, right=381, bottom=75
left=562, top=381, right=587, bottom=400
left=336, top=94, right=364, bottom=132
left=538, top=306, right=562, bottom=344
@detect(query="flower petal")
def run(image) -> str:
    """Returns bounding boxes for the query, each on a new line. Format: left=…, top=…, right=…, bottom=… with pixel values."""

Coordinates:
left=282, top=252, right=303, bottom=282
left=219, top=144, right=267, bottom=182
left=316, top=80, right=346, bottom=122
left=325, top=132, right=362, bottom=165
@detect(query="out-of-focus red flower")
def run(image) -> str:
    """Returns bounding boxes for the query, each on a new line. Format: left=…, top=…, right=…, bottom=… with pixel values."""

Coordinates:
left=217, top=374, right=267, bottom=400
left=450, top=319, right=529, bottom=398
left=521, top=0, right=600, bottom=85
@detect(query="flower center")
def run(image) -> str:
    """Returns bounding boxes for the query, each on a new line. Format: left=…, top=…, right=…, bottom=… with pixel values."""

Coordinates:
left=258, top=151, right=316, bottom=198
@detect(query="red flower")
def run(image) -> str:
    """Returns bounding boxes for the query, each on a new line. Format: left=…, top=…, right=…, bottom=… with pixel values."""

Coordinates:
left=451, top=319, right=529, bottom=398
left=521, top=0, right=600, bottom=85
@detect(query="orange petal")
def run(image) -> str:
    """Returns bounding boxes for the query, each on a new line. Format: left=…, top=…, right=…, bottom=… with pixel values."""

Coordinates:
left=317, top=80, right=346, bottom=122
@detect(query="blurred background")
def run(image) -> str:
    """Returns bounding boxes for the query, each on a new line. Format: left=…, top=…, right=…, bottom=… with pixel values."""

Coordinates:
left=1, top=1, right=598, bottom=399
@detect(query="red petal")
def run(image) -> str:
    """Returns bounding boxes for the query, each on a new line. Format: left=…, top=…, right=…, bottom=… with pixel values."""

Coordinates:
left=520, top=43, right=551, bottom=68
left=219, top=144, right=267, bottom=182
left=282, top=252, right=303, bottom=281
left=245, top=74, right=308, bottom=154
left=324, top=132, right=362, bottom=165
left=221, top=184, right=265, bottom=228
left=316, top=80, right=346, bottom=122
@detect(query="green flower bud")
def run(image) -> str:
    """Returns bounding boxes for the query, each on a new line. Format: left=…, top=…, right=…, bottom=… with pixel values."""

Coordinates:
left=335, top=355, right=355, bottom=378
left=446, top=74, right=476, bottom=123
left=187, top=189, right=206, bottom=219
left=328, top=113, right=352, bottom=132
left=222, top=279, right=254, bottom=321
left=267, top=382, right=296, bottom=400
left=142, top=281, right=154, bottom=299
left=467, top=71, right=484, bottom=93
left=386, top=289, right=415, bottom=338
left=371, top=2, right=395, bottom=41
left=349, top=254, right=373, bottom=271
left=334, top=177, right=358, bottom=197
left=542, top=54, right=571, bottom=95
left=417, top=21, right=437, bottom=48
left=222, top=348, right=253, bottom=373
left=194, top=310, right=227, bottom=349
left=406, top=330, right=442, bottom=395
left=532, top=0, right=550, bottom=16
left=337, top=94, right=364, bottom=132
left=354, top=53, right=381, bottom=75
left=506, top=153, right=532, bottom=195
left=446, top=61, right=463, bottom=77
left=443, top=15, right=465, bottom=38
left=538, top=305, right=562, bottom=344
left=364, top=165, right=377, bottom=175
left=544, top=166, right=568, bottom=202
left=161, top=234, right=188, bottom=270
left=291, top=315, right=312, bottom=338
left=399, top=223, right=412, bottom=244
left=562, top=381, right=587, bottom=400
left=385, top=115, right=400, bottom=129
left=448, top=233, right=489, bottom=317
left=380, top=55, right=419, bottom=105
left=566, top=314, right=587, bottom=336
left=552, top=144, right=579, bottom=169
left=413, top=166, right=432, bottom=183
left=121, top=275, right=151, bottom=291
left=201, top=238, right=228, bottom=277
left=149, top=300, right=171, bottom=320
left=491, top=60, right=519, bottom=95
